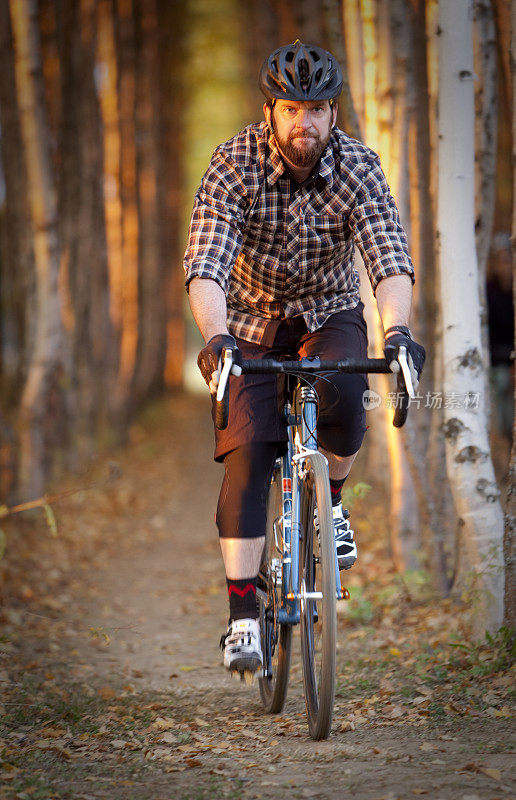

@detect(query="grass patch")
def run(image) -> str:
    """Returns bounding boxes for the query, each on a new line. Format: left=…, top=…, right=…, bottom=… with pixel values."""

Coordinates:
left=448, top=626, right=516, bottom=677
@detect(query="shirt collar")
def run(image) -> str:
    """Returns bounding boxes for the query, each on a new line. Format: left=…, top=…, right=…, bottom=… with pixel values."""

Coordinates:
left=265, top=131, right=287, bottom=185
left=265, top=127, right=336, bottom=190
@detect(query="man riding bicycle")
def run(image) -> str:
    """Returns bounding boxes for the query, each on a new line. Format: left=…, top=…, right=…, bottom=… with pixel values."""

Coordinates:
left=184, top=41, right=425, bottom=678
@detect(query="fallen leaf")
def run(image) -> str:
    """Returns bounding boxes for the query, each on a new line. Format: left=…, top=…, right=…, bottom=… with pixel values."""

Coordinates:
left=160, top=732, right=178, bottom=744
left=38, top=726, right=68, bottom=738
left=412, top=696, right=430, bottom=706
left=185, top=758, right=202, bottom=768
left=98, top=687, right=116, bottom=700
left=493, top=706, right=511, bottom=718
left=389, top=647, right=402, bottom=657
left=152, top=716, right=175, bottom=731
left=383, top=705, right=407, bottom=719
left=478, top=767, right=501, bottom=782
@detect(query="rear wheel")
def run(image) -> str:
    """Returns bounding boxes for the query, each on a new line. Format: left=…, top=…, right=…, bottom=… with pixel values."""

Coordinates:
left=258, top=465, right=292, bottom=713
left=299, top=455, right=336, bottom=739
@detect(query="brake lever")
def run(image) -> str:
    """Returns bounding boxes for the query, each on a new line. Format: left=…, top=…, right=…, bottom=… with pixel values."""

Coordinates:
left=216, top=348, right=233, bottom=402
left=397, top=346, right=415, bottom=399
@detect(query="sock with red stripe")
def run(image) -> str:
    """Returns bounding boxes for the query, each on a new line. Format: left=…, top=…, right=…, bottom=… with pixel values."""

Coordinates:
left=330, top=477, right=346, bottom=507
left=226, top=577, right=258, bottom=621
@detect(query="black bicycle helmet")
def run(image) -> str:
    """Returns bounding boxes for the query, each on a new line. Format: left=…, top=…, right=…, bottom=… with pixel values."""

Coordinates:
left=259, top=40, right=343, bottom=103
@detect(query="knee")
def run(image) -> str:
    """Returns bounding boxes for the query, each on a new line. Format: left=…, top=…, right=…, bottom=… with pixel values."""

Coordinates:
left=216, top=442, right=278, bottom=539
left=316, top=375, right=367, bottom=457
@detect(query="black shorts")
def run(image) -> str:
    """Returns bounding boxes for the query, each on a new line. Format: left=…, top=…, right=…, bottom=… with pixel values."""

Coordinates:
left=213, top=304, right=369, bottom=462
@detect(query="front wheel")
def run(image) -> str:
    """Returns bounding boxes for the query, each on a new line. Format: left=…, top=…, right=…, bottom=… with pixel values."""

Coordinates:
left=258, top=465, right=292, bottom=713
left=299, top=454, right=336, bottom=740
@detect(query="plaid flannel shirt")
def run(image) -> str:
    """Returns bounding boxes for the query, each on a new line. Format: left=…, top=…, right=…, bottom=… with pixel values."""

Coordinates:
left=184, top=122, right=414, bottom=345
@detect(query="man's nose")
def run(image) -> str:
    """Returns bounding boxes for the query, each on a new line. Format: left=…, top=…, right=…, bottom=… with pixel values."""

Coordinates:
left=295, top=109, right=312, bottom=129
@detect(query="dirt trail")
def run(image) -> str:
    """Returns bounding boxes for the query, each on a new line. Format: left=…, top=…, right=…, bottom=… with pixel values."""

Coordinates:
left=1, top=393, right=514, bottom=800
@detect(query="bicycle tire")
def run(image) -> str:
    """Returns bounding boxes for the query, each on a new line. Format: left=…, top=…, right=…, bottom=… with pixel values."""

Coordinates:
left=258, top=467, right=292, bottom=713
left=299, top=454, right=336, bottom=740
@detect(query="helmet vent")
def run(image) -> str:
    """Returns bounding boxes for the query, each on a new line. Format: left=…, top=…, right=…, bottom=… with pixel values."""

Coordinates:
left=298, top=58, right=310, bottom=91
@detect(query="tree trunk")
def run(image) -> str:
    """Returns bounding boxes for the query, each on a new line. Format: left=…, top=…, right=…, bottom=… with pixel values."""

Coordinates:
left=503, top=0, right=516, bottom=629
left=96, top=0, right=124, bottom=415
left=114, top=0, right=139, bottom=419
left=132, top=0, right=165, bottom=402
left=322, top=0, right=362, bottom=140
left=158, top=0, right=186, bottom=389
left=474, top=0, right=498, bottom=280
left=342, top=0, right=366, bottom=134
left=437, top=0, right=504, bottom=635
left=473, top=0, right=498, bottom=423
left=9, top=0, right=63, bottom=500
left=0, top=0, right=30, bottom=411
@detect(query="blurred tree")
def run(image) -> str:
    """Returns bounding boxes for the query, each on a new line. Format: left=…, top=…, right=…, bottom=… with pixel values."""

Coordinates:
left=0, top=0, right=188, bottom=498
left=55, top=0, right=113, bottom=464
left=9, top=0, right=64, bottom=499
left=159, top=0, right=188, bottom=391
left=132, top=0, right=165, bottom=401
left=504, top=0, right=515, bottom=628
left=438, top=0, right=504, bottom=634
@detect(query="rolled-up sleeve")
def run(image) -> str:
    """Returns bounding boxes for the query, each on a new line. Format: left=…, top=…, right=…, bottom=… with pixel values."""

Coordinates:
left=184, top=151, right=247, bottom=293
left=349, top=153, right=415, bottom=294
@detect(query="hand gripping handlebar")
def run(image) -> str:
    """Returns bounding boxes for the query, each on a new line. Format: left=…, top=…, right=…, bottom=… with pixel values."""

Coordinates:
left=214, top=349, right=414, bottom=431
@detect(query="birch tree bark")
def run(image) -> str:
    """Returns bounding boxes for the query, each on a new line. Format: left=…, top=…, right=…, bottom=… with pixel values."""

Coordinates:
left=9, top=0, right=63, bottom=499
left=437, top=0, right=504, bottom=635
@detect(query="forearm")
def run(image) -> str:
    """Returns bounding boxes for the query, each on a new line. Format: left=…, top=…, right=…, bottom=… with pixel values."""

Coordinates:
left=188, top=277, right=229, bottom=343
left=375, top=274, right=413, bottom=333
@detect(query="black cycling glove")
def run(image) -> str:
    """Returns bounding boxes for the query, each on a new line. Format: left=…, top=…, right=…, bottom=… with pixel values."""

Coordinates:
left=383, top=326, right=426, bottom=389
left=197, top=334, right=241, bottom=390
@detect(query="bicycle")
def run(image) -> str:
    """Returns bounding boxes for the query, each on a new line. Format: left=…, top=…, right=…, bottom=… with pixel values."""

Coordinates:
left=215, top=347, right=413, bottom=740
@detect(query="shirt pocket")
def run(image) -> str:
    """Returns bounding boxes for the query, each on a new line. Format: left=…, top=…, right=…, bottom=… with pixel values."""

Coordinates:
left=304, top=214, right=346, bottom=255
left=241, top=216, right=279, bottom=263
left=293, top=214, right=347, bottom=292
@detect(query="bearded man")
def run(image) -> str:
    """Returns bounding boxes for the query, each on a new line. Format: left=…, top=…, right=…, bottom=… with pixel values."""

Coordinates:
left=184, top=41, right=425, bottom=677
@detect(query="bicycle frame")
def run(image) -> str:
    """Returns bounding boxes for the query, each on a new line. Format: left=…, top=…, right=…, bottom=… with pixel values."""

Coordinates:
left=262, top=380, right=344, bottom=631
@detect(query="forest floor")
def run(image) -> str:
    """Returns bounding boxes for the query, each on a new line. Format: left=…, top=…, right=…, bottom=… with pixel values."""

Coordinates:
left=0, top=392, right=514, bottom=800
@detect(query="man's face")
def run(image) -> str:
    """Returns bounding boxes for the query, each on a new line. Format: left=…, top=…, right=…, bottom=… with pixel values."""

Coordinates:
left=264, top=99, right=336, bottom=169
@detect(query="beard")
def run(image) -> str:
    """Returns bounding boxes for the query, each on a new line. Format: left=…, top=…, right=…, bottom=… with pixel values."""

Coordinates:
left=272, top=119, right=331, bottom=169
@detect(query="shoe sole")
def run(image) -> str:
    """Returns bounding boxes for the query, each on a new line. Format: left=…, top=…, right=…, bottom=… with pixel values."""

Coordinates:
left=225, top=655, right=262, bottom=674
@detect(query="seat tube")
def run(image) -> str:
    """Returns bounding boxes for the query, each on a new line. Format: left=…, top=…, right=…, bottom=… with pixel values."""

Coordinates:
left=280, top=446, right=293, bottom=614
